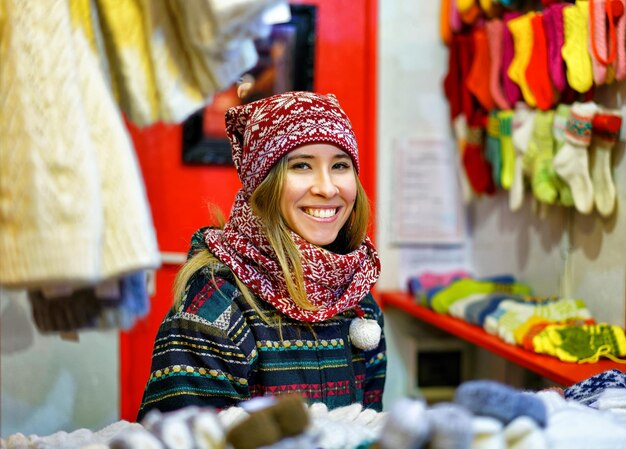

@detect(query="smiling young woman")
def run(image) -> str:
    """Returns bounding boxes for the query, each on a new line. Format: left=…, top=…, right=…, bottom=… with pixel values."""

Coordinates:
left=137, top=91, right=386, bottom=421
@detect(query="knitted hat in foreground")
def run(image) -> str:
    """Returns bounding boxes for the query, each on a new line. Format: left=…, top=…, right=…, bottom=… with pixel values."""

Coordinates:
left=225, top=91, right=359, bottom=194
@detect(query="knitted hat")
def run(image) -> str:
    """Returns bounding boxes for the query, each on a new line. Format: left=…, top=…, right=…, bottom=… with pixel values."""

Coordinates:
left=225, top=91, right=359, bottom=195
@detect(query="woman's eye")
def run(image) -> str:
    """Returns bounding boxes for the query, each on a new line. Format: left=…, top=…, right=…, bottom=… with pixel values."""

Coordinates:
left=333, top=162, right=351, bottom=170
left=290, top=162, right=310, bottom=170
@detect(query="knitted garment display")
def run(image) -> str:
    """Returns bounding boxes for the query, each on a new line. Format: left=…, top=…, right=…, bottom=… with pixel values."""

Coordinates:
left=205, top=193, right=381, bottom=323
left=532, top=323, right=626, bottom=363
left=0, top=0, right=160, bottom=287
left=225, top=91, right=360, bottom=195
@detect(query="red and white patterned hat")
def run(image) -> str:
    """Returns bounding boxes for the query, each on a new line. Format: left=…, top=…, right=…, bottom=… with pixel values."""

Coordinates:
left=225, top=91, right=359, bottom=194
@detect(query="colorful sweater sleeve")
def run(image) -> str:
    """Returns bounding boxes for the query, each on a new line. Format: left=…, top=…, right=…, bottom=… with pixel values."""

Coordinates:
left=137, top=270, right=258, bottom=421
left=360, top=294, right=387, bottom=411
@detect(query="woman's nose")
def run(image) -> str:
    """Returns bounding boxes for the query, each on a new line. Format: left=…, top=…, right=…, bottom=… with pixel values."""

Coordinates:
left=310, top=171, right=339, bottom=197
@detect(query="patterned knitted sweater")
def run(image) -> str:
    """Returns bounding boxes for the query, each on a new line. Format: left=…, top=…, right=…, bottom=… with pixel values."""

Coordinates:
left=137, top=254, right=386, bottom=421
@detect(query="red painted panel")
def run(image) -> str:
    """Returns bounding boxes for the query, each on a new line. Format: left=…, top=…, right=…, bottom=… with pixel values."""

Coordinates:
left=120, top=0, right=378, bottom=421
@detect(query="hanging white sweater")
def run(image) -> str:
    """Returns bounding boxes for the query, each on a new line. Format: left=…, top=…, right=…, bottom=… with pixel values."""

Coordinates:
left=0, top=0, right=160, bottom=288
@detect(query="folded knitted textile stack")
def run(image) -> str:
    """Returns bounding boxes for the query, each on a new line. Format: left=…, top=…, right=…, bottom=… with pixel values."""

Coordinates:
left=4, top=376, right=626, bottom=449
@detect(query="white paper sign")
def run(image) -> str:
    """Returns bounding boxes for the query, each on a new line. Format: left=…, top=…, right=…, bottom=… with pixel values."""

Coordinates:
left=390, top=138, right=465, bottom=244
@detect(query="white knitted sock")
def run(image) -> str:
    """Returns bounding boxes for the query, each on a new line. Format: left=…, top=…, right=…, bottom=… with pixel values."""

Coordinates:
left=553, top=102, right=599, bottom=214
left=510, top=103, right=536, bottom=211
left=589, top=109, right=622, bottom=217
left=504, top=416, right=547, bottom=449
left=471, top=416, right=505, bottom=449
left=378, top=398, right=430, bottom=449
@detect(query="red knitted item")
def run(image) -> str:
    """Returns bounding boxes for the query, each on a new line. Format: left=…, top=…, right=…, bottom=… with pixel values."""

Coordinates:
left=204, top=192, right=381, bottom=322
left=225, top=91, right=359, bottom=195
left=467, top=26, right=495, bottom=111
left=592, top=112, right=623, bottom=141
left=526, top=15, right=554, bottom=111
left=462, top=128, right=495, bottom=195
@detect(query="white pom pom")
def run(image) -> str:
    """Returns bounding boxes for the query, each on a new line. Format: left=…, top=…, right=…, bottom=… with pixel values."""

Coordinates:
left=349, top=318, right=381, bottom=350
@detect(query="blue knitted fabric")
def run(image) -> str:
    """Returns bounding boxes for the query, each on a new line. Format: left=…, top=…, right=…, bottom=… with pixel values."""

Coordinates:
left=454, top=380, right=547, bottom=427
left=464, top=294, right=509, bottom=325
left=564, top=369, right=626, bottom=405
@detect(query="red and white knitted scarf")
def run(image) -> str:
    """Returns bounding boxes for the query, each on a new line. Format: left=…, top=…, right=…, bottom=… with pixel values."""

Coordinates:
left=204, top=191, right=381, bottom=322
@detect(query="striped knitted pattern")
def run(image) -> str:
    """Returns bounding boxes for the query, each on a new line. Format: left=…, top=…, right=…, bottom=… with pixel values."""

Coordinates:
left=137, top=267, right=386, bottom=421
left=565, top=111, right=593, bottom=145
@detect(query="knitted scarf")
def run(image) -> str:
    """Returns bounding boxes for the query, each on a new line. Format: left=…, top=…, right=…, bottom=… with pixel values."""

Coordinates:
left=204, top=191, right=381, bottom=322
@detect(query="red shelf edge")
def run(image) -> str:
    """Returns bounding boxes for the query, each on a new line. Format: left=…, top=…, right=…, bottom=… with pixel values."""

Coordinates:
left=380, top=291, right=624, bottom=387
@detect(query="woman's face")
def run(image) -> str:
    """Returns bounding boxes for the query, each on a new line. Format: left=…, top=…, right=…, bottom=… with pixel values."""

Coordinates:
left=280, top=144, right=357, bottom=246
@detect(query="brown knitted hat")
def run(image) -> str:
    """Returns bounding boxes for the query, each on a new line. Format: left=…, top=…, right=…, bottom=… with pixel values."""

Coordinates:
left=225, top=91, right=359, bottom=194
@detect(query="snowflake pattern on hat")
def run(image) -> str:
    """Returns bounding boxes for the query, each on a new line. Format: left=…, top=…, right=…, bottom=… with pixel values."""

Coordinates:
left=225, top=91, right=359, bottom=194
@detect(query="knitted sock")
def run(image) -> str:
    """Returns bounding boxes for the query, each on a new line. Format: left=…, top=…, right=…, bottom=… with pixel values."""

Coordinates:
left=552, top=104, right=575, bottom=207
left=453, top=115, right=476, bottom=204
left=464, top=294, right=510, bottom=326
left=526, top=15, right=554, bottom=111
left=479, top=0, right=501, bottom=18
left=614, top=0, right=626, bottom=80
left=553, top=101, right=598, bottom=214
left=457, top=0, right=481, bottom=24
left=545, top=396, right=626, bottom=448
left=267, top=394, right=310, bottom=437
left=486, top=19, right=511, bottom=110
left=378, top=398, right=430, bottom=449
left=471, top=417, right=505, bottom=449
left=426, top=403, right=474, bottom=449
left=463, top=127, right=496, bottom=195
left=440, top=0, right=452, bottom=46
left=449, top=0, right=463, bottom=33
left=483, top=299, right=535, bottom=344
left=507, top=13, right=538, bottom=107
left=502, top=12, right=523, bottom=106
left=514, top=299, right=596, bottom=346
left=536, top=298, right=594, bottom=322
left=449, top=294, right=489, bottom=320
left=590, top=109, right=622, bottom=217
left=564, top=368, right=626, bottom=405
left=418, top=270, right=472, bottom=291
left=561, top=2, right=594, bottom=93
left=504, top=417, right=548, bottom=449
left=454, top=380, right=547, bottom=426
left=226, top=408, right=281, bottom=449
left=528, top=110, right=559, bottom=205
left=588, top=0, right=613, bottom=85
left=510, top=104, right=536, bottom=211
left=519, top=318, right=553, bottom=350
left=542, top=3, right=568, bottom=92
left=431, top=278, right=532, bottom=314
left=532, top=323, right=626, bottom=363
left=110, top=428, right=166, bottom=449
left=498, top=110, right=515, bottom=189
left=467, top=26, right=495, bottom=111
left=444, top=34, right=463, bottom=121
left=485, top=111, right=502, bottom=189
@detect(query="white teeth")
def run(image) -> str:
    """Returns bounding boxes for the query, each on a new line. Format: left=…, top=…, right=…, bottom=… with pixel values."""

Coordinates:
left=304, top=208, right=337, bottom=218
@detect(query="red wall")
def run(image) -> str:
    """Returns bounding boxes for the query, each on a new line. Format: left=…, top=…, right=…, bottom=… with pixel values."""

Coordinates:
left=120, top=0, right=378, bottom=420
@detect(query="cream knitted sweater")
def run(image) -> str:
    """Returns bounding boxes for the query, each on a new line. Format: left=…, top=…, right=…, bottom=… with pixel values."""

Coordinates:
left=0, top=0, right=160, bottom=288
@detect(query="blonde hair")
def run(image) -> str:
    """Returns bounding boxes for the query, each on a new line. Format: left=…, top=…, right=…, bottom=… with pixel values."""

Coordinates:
left=172, top=156, right=371, bottom=322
